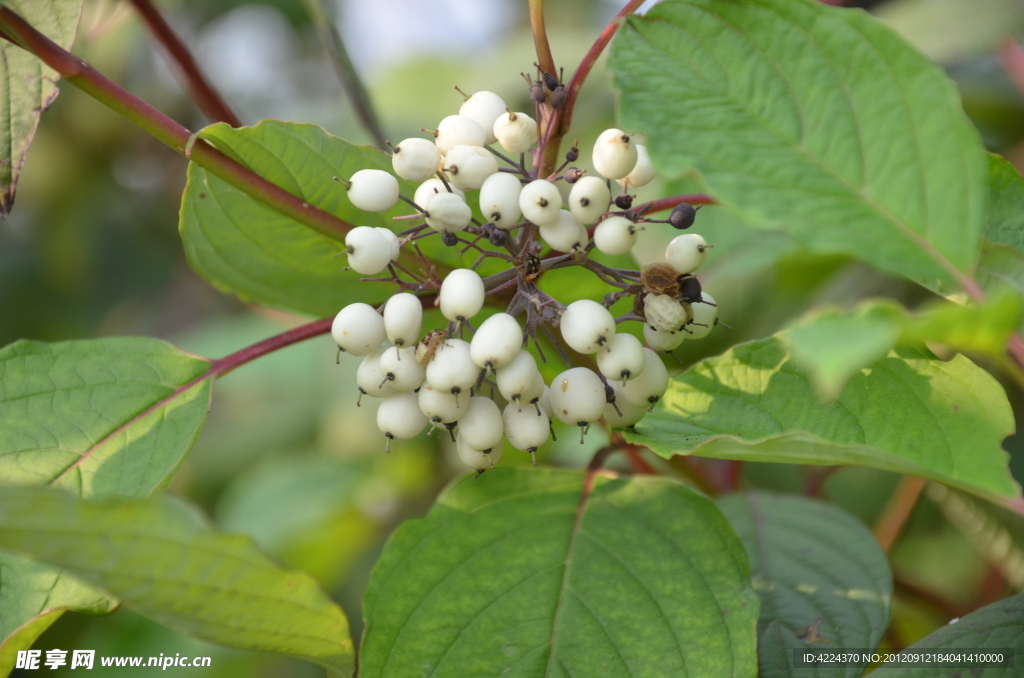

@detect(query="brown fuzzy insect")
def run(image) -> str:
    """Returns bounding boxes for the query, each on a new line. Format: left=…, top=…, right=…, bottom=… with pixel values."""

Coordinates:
left=416, top=329, right=449, bottom=364
left=640, top=262, right=683, bottom=299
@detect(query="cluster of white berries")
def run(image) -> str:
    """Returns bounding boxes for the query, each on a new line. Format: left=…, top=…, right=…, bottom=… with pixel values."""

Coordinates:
left=331, top=76, right=723, bottom=473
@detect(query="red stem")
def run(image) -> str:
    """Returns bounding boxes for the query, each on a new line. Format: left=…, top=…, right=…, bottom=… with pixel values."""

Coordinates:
left=129, top=0, right=242, bottom=127
left=0, top=6, right=355, bottom=243
left=559, top=0, right=645, bottom=135
left=624, top=445, right=657, bottom=474
left=803, top=466, right=839, bottom=497
left=999, top=38, right=1024, bottom=102
left=723, top=459, right=744, bottom=492
left=209, top=317, right=333, bottom=377
left=873, top=475, right=927, bottom=552
left=640, top=193, right=718, bottom=214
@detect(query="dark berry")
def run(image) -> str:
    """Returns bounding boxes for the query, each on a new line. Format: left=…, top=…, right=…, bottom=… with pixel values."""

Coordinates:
left=563, top=167, right=584, bottom=184
left=529, top=81, right=546, bottom=105
left=669, top=203, right=697, bottom=230
left=442, top=232, right=459, bottom=247
left=550, top=85, right=566, bottom=109
left=614, top=194, right=634, bottom=210
left=488, top=229, right=508, bottom=246
left=542, top=71, right=560, bottom=91
left=565, top=143, right=579, bottom=163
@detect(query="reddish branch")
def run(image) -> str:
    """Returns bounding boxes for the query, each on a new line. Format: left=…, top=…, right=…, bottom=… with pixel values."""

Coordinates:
left=640, top=193, right=717, bottom=214
left=999, top=39, right=1024, bottom=102
left=129, top=0, right=242, bottom=127
left=873, top=475, right=927, bottom=552
left=560, top=0, right=645, bottom=135
left=0, top=6, right=354, bottom=243
left=527, top=0, right=557, bottom=81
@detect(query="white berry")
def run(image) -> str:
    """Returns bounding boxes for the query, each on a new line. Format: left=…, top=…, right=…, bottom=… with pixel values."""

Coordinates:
left=503, top=404, right=550, bottom=457
left=537, top=385, right=553, bottom=419
left=425, top=191, right=472, bottom=233
left=413, top=178, right=464, bottom=211
left=391, top=138, right=442, bottom=182
left=559, top=299, right=616, bottom=354
left=604, top=381, right=648, bottom=428
left=666, top=233, right=711, bottom=274
left=435, top=115, right=485, bottom=155
left=379, top=346, right=426, bottom=391
left=496, top=350, right=544, bottom=410
left=456, top=434, right=502, bottom=471
left=374, top=227, right=401, bottom=261
left=443, top=145, right=498, bottom=191
left=478, top=172, right=523, bottom=229
left=345, top=226, right=393, bottom=275
left=539, top=210, right=588, bottom=253
left=597, top=333, right=646, bottom=384
left=644, top=324, right=685, bottom=351
left=493, top=111, right=538, bottom=154
left=549, top=367, right=607, bottom=427
left=593, top=216, right=639, bottom=256
left=519, top=179, right=562, bottom=226
left=616, top=144, right=656, bottom=189
left=440, top=269, right=485, bottom=323
left=383, top=293, right=423, bottom=348
left=621, top=348, right=669, bottom=409
left=347, top=169, right=399, bottom=212
left=644, top=293, right=692, bottom=332
left=593, top=128, right=639, bottom=180
left=459, top=91, right=506, bottom=145
left=332, top=303, right=385, bottom=355
left=418, top=382, right=468, bottom=425
left=688, top=292, right=717, bottom=339
left=356, top=347, right=398, bottom=399
left=470, top=313, right=523, bottom=371
left=377, top=391, right=428, bottom=450
left=458, top=396, right=504, bottom=451
left=425, top=338, right=479, bottom=401
left=568, top=176, right=611, bottom=225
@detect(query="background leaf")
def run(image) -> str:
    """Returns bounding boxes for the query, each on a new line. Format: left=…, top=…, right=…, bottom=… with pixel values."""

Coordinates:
left=718, top=492, right=892, bottom=678
left=869, top=593, right=1024, bottom=676
left=0, top=0, right=83, bottom=216
left=925, top=483, right=1024, bottom=591
left=984, top=154, right=1024, bottom=251
left=180, top=120, right=415, bottom=316
left=783, top=295, right=1022, bottom=398
left=360, top=467, right=759, bottom=678
left=0, top=487, right=354, bottom=676
left=624, top=338, right=1018, bottom=499
left=609, top=0, right=987, bottom=292
left=0, top=338, right=214, bottom=666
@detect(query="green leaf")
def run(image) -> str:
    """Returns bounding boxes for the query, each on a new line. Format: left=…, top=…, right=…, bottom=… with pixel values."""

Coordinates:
left=360, top=467, right=759, bottom=677
left=180, top=120, right=415, bottom=316
left=0, top=0, right=83, bottom=216
left=984, top=154, right=1024, bottom=251
left=784, top=301, right=904, bottom=400
left=0, top=338, right=214, bottom=658
left=609, top=0, right=987, bottom=292
left=977, top=241, right=1024, bottom=301
left=0, top=610, right=68, bottom=677
left=869, top=593, right=1024, bottom=677
left=717, top=492, right=892, bottom=678
left=624, top=338, right=1019, bottom=499
left=0, top=487, right=354, bottom=676
left=783, top=295, right=1022, bottom=398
